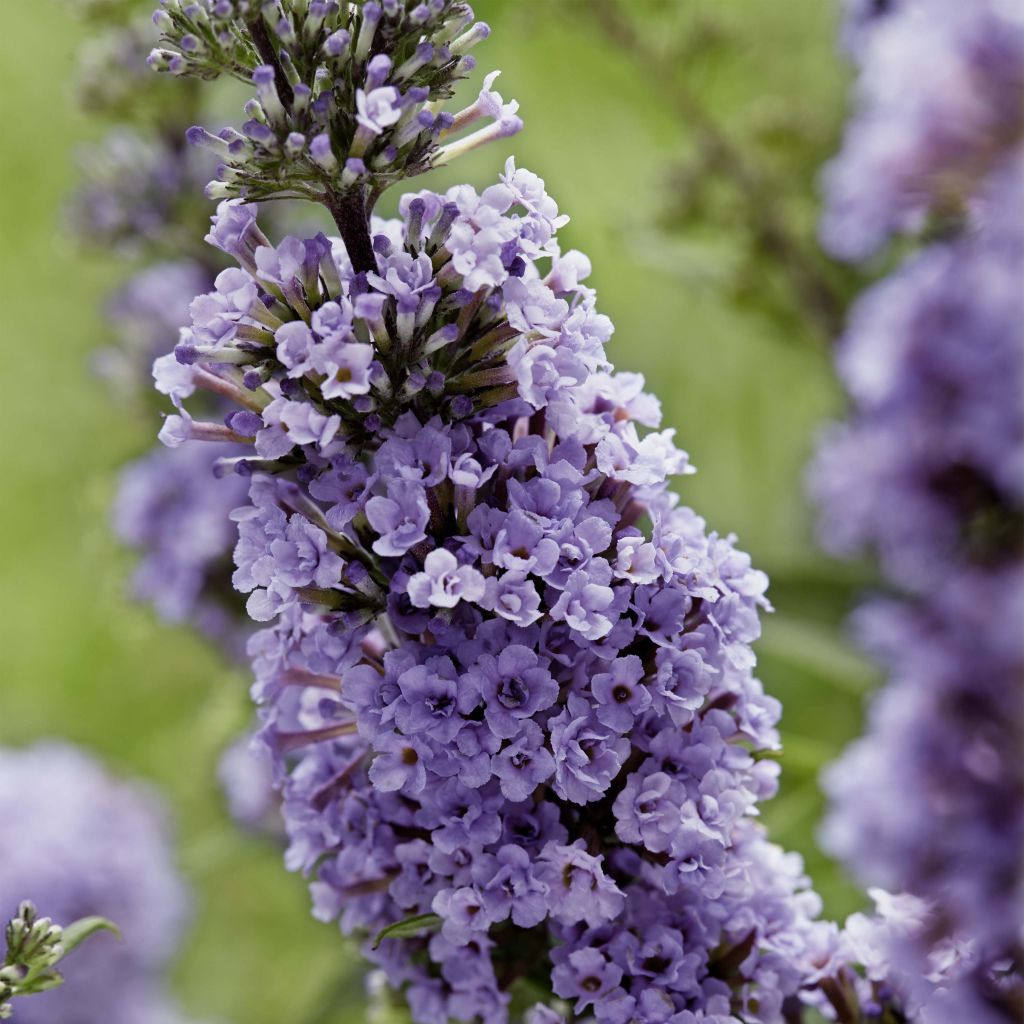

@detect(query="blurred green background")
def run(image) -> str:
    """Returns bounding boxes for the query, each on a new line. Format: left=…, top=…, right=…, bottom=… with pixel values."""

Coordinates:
left=0, top=2, right=879, bottom=1022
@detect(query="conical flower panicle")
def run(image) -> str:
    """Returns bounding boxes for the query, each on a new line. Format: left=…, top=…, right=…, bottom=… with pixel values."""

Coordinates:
left=145, top=2, right=916, bottom=1019
left=152, top=158, right=852, bottom=1019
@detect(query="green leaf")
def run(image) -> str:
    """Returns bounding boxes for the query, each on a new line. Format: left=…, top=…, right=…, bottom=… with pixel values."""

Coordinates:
left=16, top=970, right=64, bottom=997
left=371, top=914, right=442, bottom=950
left=59, top=917, right=121, bottom=956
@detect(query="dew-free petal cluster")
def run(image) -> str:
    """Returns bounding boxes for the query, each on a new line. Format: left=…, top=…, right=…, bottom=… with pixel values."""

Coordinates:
left=150, top=157, right=857, bottom=1020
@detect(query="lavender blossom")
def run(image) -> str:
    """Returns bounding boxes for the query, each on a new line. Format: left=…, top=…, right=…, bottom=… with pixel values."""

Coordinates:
left=130, top=2, right=958, bottom=1018
left=153, top=167, right=848, bottom=1021
left=0, top=743, right=193, bottom=1024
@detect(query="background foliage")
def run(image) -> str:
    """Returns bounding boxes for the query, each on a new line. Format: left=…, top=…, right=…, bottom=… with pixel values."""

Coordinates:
left=0, top=2, right=879, bottom=1021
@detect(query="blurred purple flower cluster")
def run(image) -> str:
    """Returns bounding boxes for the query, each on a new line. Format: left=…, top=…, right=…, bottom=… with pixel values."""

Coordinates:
left=813, top=1, right=1024, bottom=1018
left=66, top=7, right=256, bottom=657
left=114, top=440, right=250, bottom=653
left=0, top=743, right=193, bottom=1024
left=822, top=0, right=1024, bottom=260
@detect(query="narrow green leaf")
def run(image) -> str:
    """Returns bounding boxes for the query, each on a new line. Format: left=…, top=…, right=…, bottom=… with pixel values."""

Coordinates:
left=59, top=917, right=121, bottom=956
left=16, top=971, right=63, bottom=997
left=371, top=914, right=442, bottom=950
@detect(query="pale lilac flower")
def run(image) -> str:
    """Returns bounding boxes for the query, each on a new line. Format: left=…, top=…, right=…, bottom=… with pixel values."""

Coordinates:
left=406, top=549, right=485, bottom=609
left=366, top=482, right=430, bottom=557
left=356, top=87, right=402, bottom=135
left=536, top=841, right=624, bottom=928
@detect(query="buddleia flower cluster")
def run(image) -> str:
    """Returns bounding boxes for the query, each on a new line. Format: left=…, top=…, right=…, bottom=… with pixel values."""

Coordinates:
left=0, top=743, right=194, bottom=1024
left=158, top=165, right=839, bottom=1024
left=139, top=4, right=930, bottom=1021
left=811, top=0, right=1024, bottom=1019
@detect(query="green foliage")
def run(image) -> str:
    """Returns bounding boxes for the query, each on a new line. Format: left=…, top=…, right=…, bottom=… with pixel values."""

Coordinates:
left=372, top=914, right=443, bottom=950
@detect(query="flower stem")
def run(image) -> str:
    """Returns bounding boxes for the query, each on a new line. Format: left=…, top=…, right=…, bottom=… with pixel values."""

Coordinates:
left=245, top=15, right=295, bottom=110
left=323, top=187, right=378, bottom=275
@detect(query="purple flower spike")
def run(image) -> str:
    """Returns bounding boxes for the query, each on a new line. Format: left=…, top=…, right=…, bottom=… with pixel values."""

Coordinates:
left=145, top=81, right=870, bottom=1013
left=810, top=1, right=1024, bottom=1016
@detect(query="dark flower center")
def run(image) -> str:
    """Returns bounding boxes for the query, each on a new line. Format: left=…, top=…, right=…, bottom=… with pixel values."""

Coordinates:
left=512, top=818, right=539, bottom=841
left=427, top=693, right=454, bottom=715
left=498, top=677, right=529, bottom=708
left=643, top=955, right=670, bottom=975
